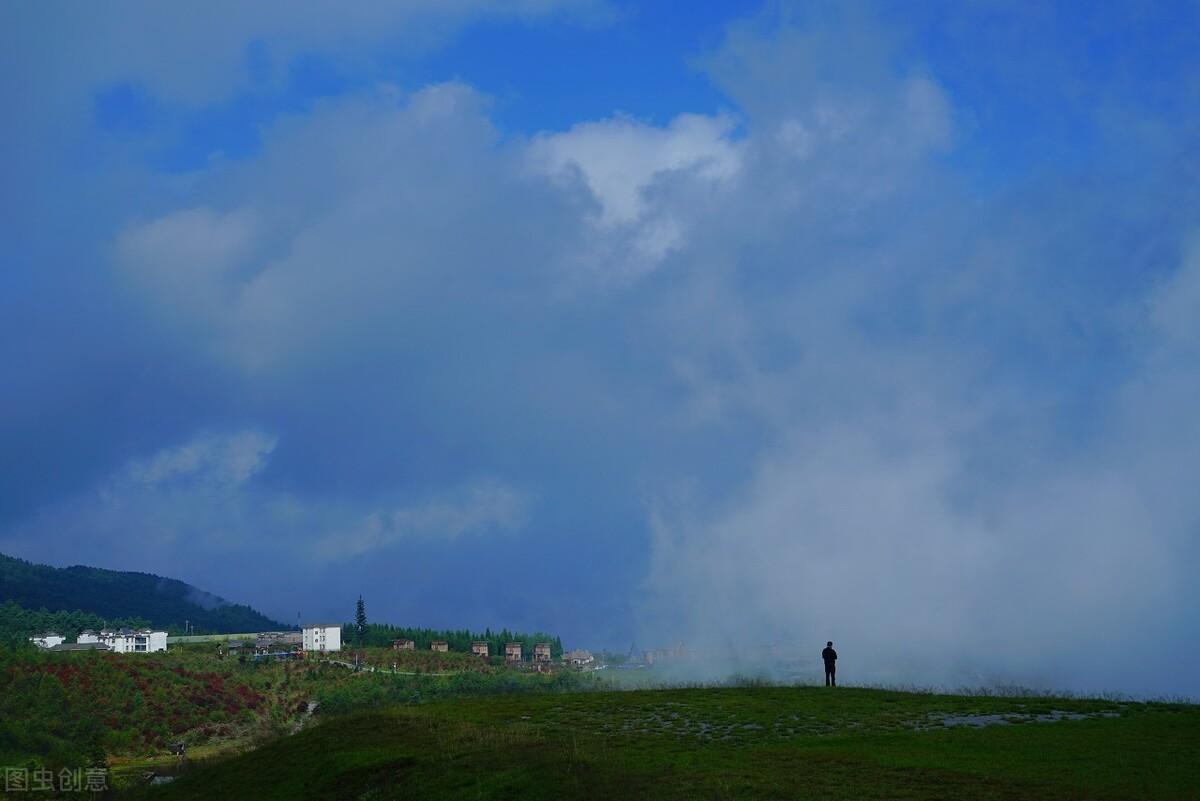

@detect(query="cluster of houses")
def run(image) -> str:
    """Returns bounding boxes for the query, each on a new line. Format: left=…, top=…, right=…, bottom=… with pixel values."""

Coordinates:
left=29, top=622, right=599, bottom=670
left=276, top=626, right=604, bottom=670
left=239, top=628, right=597, bottom=669
left=386, top=637, right=595, bottom=669
left=30, top=628, right=168, bottom=653
left=217, top=631, right=302, bottom=660
left=390, top=638, right=552, bottom=663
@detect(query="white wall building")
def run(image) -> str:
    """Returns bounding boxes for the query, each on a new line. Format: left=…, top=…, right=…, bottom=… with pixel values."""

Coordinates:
left=563, top=649, right=595, bottom=667
left=302, top=624, right=342, bottom=653
left=30, top=633, right=65, bottom=649
left=91, top=628, right=167, bottom=653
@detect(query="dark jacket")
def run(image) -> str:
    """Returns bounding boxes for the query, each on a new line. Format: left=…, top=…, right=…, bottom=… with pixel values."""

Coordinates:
left=822, top=647, right=837, bottom=664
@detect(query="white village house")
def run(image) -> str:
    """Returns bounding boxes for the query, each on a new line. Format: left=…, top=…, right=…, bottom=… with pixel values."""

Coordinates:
left=302, top=623, right=342, bottom=652
left=29, top=632, right=65, bottom=649
left=77, top=628, right=167, bottom=653
left=562, top=649, right=595, bottom=667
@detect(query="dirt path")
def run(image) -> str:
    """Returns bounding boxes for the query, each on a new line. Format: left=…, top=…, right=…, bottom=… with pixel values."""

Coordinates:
left=290, top=700, right=319, bottom=735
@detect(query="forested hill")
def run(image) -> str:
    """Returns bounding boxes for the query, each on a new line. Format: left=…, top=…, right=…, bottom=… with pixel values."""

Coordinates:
left=0, top=552, right=287, bottom=635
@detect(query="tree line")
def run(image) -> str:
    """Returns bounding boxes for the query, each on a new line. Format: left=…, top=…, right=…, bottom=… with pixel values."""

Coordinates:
left=0, top=600, right=152, bottom=646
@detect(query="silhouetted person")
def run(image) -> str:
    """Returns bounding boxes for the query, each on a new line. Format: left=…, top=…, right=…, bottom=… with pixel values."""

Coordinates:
left=822, top=641, right=837, bottom=686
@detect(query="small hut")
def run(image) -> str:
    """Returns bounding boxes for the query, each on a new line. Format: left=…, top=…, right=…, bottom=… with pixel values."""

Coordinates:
left=534, top=643, right=552, bottom=663
left=471, top=641, right=490, bottom=658
left=563, top=649, right=594, bottom=667
left=505, top=642, right=523, bottom=663
left=392, top=639, right=415, bottom=651
left=430, top=640, right=449, bottom=653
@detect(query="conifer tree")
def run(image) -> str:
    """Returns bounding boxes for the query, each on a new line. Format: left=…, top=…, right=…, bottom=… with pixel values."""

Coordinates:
left=355, top=596, right=367, bottom=650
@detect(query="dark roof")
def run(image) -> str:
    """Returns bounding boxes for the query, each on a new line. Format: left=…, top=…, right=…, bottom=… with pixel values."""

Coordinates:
left=302, top=623, right=342, bottom=629
left=49, top=643, right=111, bottom=652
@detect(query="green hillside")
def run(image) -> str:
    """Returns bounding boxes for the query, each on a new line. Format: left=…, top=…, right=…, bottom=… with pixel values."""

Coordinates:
left=0, top=552, right=286, bottom=635
left=0, top=643, right=596, bottom=780
left=133, top=686, right=1200, bottom=801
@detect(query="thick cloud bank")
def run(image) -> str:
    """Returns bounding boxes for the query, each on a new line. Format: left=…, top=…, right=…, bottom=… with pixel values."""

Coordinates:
left=634, top=19, right=1200, bottom=695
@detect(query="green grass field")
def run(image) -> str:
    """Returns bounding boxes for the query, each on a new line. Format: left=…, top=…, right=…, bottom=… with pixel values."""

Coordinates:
left=132, top=685, right=1199, bottom=800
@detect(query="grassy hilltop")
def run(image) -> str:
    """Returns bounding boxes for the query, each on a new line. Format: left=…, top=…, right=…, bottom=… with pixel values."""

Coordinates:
left=3, top=641, right=1195, bottom=799
left=132, top=683, right=1198, bottom=801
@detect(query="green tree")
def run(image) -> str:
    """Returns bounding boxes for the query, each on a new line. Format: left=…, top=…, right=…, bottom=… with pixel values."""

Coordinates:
left=354, top=596, right=367, bottom=650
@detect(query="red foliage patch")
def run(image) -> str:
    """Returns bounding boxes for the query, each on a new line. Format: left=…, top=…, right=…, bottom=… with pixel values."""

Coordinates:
left=16, top=656, right=273, bottom=751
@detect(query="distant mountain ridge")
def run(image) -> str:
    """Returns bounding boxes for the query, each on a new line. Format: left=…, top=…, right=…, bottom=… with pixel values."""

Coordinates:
left=0, top=552, right=288, bottom=634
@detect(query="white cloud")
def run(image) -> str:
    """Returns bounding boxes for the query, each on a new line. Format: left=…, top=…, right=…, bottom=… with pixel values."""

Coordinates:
left=313, top=480, right=529, bottom=559
left=1146, top=238, right=1200, bottom=354
left=7, top=429, right=526, bottom=568
left=621, top=12, right=1197, bottom=694
left=125, top=430, right=276, bottom=488
left=115, top=207, right=257, bottom=335
left=530, top=113, right=742, bottom=226
left=528, top=112, right=741, bottom=265
left=111, top=82, right=529, bottom=370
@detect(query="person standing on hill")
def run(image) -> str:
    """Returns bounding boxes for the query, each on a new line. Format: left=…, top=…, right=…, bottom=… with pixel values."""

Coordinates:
left=822, top=641, right=837, bottom=686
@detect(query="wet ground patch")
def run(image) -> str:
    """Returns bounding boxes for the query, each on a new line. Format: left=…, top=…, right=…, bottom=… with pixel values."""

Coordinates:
left=914, top=708, right=1123, bottom=730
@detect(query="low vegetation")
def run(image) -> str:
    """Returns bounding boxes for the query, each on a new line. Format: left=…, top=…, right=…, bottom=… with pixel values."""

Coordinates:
left=131, top=685, right=1199, bottom=800
left=0, top=645, right=286, bottom=773
left=312, top=664, right=599, bottom=717
left=0, top=643, right=594, bottom=786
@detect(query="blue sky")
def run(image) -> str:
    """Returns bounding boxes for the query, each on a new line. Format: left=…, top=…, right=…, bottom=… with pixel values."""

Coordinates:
left=2, top=1, right=1199, bottom=695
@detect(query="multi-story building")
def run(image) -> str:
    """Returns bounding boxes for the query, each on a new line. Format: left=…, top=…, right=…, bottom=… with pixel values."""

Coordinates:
left=302, top=624, right=342, bottom=653
left=77, top=628, right=167, bottom=653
